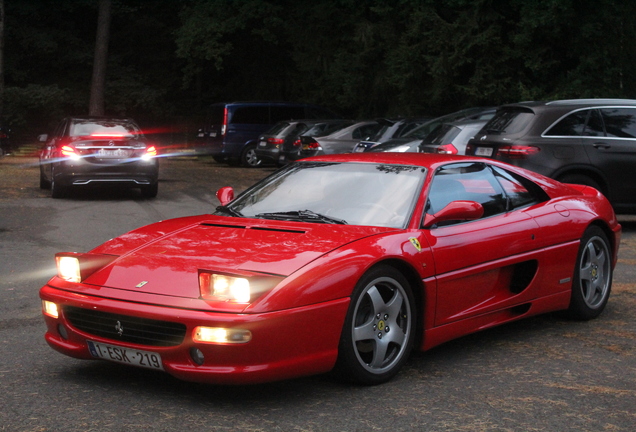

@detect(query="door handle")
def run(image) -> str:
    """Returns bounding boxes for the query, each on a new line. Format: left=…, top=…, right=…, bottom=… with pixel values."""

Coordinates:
left=593, top=143, right=611, bottom=150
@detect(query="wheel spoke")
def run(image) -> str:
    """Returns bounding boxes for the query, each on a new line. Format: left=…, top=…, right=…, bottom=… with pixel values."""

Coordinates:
left=353, top=318, right=377, bottom=343
left=370, top=338, right=389, bottom=368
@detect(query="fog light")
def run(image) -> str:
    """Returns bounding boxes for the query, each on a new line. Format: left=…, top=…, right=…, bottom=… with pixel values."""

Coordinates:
left=193, top=326, right=252, bottom=344
left=190, top=347, right=205, bottom=365
left=57, top=324, right=68, bottom=340
left=42, top=300, right=59, bottom=318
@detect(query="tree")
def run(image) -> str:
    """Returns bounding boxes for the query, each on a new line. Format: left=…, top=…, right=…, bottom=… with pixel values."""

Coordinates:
left=89, top=0, right=111, bottom=116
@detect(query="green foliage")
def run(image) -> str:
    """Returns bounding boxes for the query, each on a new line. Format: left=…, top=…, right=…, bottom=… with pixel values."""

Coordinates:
left=3, top=0, right=636, bottom=142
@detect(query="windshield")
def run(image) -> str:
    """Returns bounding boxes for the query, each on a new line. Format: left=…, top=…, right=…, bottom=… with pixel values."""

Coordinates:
left=226, top=162, right=426, bottom=228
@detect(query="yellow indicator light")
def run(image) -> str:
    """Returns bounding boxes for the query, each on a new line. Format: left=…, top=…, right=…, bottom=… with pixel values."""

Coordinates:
left=56, top=256, right=82, bottom=282
left=193, top=326, right=252, bottom=344
left=42, top=300, right=59, bottom=318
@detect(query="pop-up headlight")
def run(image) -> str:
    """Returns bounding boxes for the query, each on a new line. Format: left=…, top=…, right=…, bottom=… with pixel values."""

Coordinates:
left=198, top=271, right=283, bottom=304
left=55, top=252, right=117, bottom=283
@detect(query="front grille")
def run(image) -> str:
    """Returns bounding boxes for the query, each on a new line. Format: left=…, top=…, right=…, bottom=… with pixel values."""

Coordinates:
left=64, top=306, right=186, bottom=347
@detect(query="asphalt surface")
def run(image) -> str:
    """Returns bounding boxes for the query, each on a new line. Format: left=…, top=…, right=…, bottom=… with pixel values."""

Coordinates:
left=1, top=155, right=635, bottom=432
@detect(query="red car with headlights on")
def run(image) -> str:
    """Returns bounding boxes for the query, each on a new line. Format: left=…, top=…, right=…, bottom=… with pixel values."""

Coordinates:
left=39, top=152, right=620, bottom=385
left=39, top=117, right=159, bottom=198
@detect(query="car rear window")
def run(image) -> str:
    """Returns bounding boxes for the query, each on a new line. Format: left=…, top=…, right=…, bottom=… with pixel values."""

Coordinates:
left=423, top=124, right=460, bottom=145
left=483, top=108, right=534, bottom=135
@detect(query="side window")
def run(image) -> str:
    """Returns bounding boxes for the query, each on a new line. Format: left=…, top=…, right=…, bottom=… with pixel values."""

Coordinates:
left=426, top=163, right=507, bottom=225
left=271, top=106, right=306, bottom=122
left=583, top=109, right=605, bottom=136
left=491, top=166, right=548, bottom=209
left=54, top=120, right=67, bottom=138
left=230, top=107, right=270, bottom=124
left=352, top=124, right=381, bottom=140
left=600, top=108, right=636, bottom=138
left=545, top=110, right=588, bottom=136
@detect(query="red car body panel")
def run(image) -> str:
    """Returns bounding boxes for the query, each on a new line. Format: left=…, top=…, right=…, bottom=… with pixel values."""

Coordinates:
left=39, top=153, right=621, bottom=384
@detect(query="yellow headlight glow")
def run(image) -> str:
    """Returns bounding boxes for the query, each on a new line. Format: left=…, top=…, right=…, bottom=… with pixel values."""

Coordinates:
left=211, top=274, right=251, bottom=303
left=56, top=256, right=81, bottom=283
left=193, top=326, right=252, bottom=344
left=42, top=300, right=59, bottom=318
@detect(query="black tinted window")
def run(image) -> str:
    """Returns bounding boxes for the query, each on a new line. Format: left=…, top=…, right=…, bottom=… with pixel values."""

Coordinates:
left=601, top=108, right=636, bottom=138
left=352, top=124, right=381, bottom=140
left=231, top=106, right=270, bottom=124
left=491, top=166, right=546, bottom=209
left=271, top=106, right=306, bottom=122
left=545, top=110, right=587, bottom=136
left=424, top=124, right=460, bottom=145
left=584, top=109, right=605, bottom=136
left=483, top=109, right=534, bottom=135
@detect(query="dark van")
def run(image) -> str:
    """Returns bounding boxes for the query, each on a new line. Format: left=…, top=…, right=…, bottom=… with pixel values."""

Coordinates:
left=195, top=101, right=339, bottom=167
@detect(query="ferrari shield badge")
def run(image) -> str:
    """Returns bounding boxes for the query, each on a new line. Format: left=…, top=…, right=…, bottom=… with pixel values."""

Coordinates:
left=408, top=237, right=422, bottom=252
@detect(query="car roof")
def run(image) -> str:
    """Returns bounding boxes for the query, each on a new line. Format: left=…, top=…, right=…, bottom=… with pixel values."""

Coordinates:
left=500, top=98, right=636, bottom=111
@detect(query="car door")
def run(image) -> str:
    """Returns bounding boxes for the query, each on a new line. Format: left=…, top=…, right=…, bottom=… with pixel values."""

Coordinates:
left=421, top=162, right=544, bottom=327
left=585, top=107, right=636, bottom=210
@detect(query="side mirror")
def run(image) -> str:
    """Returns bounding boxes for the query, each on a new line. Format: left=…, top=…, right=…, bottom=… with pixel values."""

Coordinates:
left=38, top=134, right=48, bottom=142
left=216, top=186, right=234, bottom=206
left=422, top=201, right=484, bottom=228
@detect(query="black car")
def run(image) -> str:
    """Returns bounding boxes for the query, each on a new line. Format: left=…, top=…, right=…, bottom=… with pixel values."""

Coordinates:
left=39, top=117, right=159, bottom=198
left=419, top=119, right=488, bottom=155
left=256, top=119, right=353, bottom=166
left=465, top=99, right=636, bottom=214
left=351, top=117, right=431, bottom=153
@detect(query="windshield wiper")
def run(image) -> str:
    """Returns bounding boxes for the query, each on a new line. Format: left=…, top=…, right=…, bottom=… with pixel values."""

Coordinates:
left=215, top=205, right=243, bottom=218
left=255, top=210, right=347, bottom=225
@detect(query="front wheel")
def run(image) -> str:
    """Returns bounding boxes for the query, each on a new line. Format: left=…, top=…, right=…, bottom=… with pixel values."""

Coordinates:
left=566, top=226, right=613, bottom=320
left=335, top=265, right=416, bottom=385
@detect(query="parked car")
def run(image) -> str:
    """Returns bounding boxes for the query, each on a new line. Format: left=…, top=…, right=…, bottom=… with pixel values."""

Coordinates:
left=299, top=120, right=381, bottom=156
left=354, top=107, right=496, bottom=153
left=195, top=101, right=340, bottom=167
left=352, top=117, right=431, bottom=153
left=40, top=152, right=619, bottom=385
left=419, top=119, right=489, bottom=155
left=465, top=99, right=636, bottom=214
left=38, top=117, right=159, bottom=198
left=256, top=119, right=353, bottom=166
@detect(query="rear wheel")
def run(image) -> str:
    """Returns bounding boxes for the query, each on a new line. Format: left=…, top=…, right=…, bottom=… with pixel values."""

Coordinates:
left=335, top=265, right=416, bottom=385
left=566, top=226, right=612, bottom=320
left=141, top=182, right=158, bottom=198
left=39, top=166, right=51, bottom=189
left=240, top=144, right=261, bottom=167
left=50, top=169, right=68, bottom=198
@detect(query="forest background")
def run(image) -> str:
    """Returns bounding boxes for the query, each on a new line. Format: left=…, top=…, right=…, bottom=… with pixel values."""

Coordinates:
left=3, top=0, right=636, bottom=146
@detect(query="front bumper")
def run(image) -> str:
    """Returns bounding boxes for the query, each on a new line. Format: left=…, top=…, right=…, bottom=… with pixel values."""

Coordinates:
left=40, top=284, right=349, bottom=384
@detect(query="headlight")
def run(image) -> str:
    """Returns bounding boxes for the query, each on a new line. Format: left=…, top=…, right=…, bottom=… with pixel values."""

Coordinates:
left=56, top=256, right=81, bottom=282
left=193, top=326, right=252, bottom=344
left=198, top=271, right=282, bottom=304
left=55, top=252, right=118, bottom=283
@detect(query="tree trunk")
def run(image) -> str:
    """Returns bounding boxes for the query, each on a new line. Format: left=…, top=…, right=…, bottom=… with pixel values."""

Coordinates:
left=88, top=0, right=111, bottom=116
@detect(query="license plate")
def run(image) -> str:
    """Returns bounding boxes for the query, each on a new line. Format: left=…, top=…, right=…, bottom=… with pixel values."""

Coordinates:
left=96, top=148, right=131, bottom=158
left=258, top=141, right=267, bottom=147
left=475, top=147, right=493, bottom=157
left=87, top=340, right=164, bottom=371
left=355, top=147, right=365, bottom=153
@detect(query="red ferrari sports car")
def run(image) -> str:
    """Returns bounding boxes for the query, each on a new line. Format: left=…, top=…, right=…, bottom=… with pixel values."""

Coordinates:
left=40, top=153, right=620, bottom=385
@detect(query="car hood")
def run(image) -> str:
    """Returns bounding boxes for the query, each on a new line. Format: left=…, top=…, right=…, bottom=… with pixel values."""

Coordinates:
left=83, top=216, right=396, bottom=298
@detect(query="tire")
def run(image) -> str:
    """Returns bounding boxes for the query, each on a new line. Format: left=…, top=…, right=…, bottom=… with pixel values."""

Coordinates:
left=50, top=169, right=68, bottom=198
left=240, top=144, right=262, bottom=168
left=558, top=174, right=602, bottom=193
left=566, top=226, right=612, bottom=320
left=335, top=265, right=416, bottom=385
left=39, top=166, right=51, bottom=190
left=141, top=182, right=158, bottom=198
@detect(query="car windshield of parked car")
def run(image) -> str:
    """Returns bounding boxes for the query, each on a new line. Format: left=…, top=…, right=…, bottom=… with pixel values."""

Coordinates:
left=70, top=120, right=140, bottom=138
left=484, top=108, right=534, bottom=135
left=226, top=162, right=426, bottom=228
